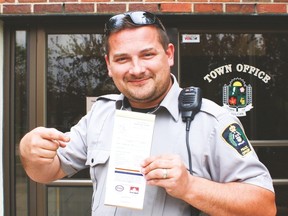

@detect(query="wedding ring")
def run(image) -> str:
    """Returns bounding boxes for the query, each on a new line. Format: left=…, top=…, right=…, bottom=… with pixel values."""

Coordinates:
left=162, top=168, right=168, bottom=179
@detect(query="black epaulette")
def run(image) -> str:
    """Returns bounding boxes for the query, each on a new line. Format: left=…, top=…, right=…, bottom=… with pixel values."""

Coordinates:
left=96, top=94, right=120, bottom=102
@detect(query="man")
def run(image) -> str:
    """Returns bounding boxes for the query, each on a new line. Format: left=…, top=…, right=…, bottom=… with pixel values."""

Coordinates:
left=20, top=11, right=276, bottom=215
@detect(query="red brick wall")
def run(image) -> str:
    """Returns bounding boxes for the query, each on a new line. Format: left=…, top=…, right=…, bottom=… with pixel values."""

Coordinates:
left=0, top=0, right=287, bottom=15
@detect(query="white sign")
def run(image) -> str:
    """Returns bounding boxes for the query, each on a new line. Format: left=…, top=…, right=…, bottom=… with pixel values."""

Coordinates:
left=182, top=34, right=200, bottom=43
left=86, top=97, right=97, bottom=113
left=203, top=64, right=271, bottom=84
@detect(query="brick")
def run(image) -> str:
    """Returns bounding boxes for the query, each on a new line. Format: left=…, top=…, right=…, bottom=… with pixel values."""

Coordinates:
left=146, top=0, right=173, bottom=2
left=194, top=3, right=223, bottom=13
left=212, top=0, right=239, bottom=2
left=256, top=3, right=286, bottom=13
left=128, top=3, right=160, bottom=12
left=34, top=4, right=63, bottom=13
left=160, top=3, right=192, bottom=12
left=50, top=0, right=77, bottom=2
left=3, top=4, right=31, bottom=14
left=19, top=0, right=46, bottom=3
left=82, top=0, right=109, bottom=2
left=178, top=0, right=208, bottom=2
left=2, top=0, right=288, bottom=16
left=114, top=0, right=141, bottom=2
left=243, top=0, right=271, bottom=2
left=1, top=0, right=16, bottom=3
left=226, top=4, right=255, bottom=13
left=64, top=3, right=94, bottom=12
left=97, top=3, right=126, bottom=13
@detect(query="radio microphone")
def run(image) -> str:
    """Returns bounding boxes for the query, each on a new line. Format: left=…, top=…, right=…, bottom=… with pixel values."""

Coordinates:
left=178, top=86, right=202, bottom=131
left=178, top=86, right=202, bottom=216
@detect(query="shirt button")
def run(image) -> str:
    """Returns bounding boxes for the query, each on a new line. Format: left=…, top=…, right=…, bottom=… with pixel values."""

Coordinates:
left=91, top=158, right=94, bottom=163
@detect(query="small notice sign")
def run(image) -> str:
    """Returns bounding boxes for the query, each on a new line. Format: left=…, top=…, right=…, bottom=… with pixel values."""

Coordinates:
left=182, top=34, right=200, bottom=43
left=86, top=97, right=97, bottom=113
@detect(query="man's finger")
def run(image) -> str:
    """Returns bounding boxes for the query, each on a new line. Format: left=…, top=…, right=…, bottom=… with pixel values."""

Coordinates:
left=34, top=127, right=70, bottom=144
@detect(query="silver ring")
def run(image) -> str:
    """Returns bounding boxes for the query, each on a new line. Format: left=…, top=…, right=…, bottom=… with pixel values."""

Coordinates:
left=162, top=168, right=168, bottom=179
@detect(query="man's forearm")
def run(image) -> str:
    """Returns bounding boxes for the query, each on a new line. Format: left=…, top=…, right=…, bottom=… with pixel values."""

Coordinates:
left=184, top=176, right=276, bottom=216
left=21, top=155, right=66, bottom=184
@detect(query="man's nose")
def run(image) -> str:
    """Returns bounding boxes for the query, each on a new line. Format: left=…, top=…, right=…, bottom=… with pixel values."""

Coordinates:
left=129, top=58, right=144, bottom=74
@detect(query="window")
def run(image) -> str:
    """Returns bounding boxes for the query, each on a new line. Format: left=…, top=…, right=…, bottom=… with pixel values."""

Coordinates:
left=180, top=32, right=288, bottom=215
left=180, top=33, right=288, bottom=140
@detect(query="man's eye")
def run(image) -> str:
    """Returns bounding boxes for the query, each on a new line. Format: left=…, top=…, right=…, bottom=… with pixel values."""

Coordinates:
left=115, top=57, right=127, bottom=63
left=143, top=52, right=155, bottom=58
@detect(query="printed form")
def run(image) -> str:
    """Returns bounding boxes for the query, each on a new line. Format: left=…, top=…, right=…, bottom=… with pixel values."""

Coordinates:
left=104, top=110, right=156, bottom=210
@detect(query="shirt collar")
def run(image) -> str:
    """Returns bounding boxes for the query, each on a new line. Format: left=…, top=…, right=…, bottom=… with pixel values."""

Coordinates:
left=115, top=74, right=181, bottom=121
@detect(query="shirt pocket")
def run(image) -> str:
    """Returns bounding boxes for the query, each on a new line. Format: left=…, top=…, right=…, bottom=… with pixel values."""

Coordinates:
left=86, top=149, right=110, bottom=211
left=86, top=149, right=110, bottom=168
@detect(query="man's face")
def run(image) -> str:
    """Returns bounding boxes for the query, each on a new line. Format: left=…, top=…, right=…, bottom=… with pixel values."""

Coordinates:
left=105, top=26, right=175, bottom=109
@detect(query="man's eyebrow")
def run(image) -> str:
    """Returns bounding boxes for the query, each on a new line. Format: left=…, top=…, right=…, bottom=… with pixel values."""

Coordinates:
left=112, top=53, right=128, bottom=59
left=140, top=47, right=156, bottom=53
left=112, top=47, right=156, bottom=58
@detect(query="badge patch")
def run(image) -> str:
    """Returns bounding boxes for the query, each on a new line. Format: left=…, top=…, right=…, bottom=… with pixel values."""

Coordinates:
left=222, top=123, right=252, bottom=156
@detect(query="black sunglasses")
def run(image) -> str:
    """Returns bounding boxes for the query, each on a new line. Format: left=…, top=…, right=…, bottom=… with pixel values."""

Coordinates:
left=104, top=11, right=166, bottom=36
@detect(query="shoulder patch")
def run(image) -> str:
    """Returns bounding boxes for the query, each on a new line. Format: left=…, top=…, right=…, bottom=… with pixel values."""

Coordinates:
left=222, top=123, right=252, bottom=156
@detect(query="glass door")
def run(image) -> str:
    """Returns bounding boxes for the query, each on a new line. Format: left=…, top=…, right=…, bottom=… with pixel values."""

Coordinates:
left=45, top=33, right=118, bottom=215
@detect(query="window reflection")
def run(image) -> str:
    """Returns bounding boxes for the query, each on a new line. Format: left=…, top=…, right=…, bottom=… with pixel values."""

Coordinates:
left=255, top=146, right=288, bottom=179
left=47, top=186, right=93, bottom=216
left=47, top=34, right=118, bottom=132
left=180, top=33, right=288, bottom=140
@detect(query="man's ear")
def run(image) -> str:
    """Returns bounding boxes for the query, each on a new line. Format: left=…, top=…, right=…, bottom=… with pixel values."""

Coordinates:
left=105, top=54, right=112, bottom=77
left=166, top=43, right=175, bottom=67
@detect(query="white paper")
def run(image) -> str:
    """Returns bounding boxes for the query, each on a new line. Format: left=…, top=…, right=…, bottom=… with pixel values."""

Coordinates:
left=104, top=110, right=155, bottom=209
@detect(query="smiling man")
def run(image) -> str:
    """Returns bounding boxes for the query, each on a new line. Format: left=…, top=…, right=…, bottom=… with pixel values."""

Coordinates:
left=19, top=11, right=276, bottom=216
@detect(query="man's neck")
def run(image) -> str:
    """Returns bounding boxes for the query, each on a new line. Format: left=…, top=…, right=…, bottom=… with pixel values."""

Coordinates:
left=131, top=106, right=158, bottom=113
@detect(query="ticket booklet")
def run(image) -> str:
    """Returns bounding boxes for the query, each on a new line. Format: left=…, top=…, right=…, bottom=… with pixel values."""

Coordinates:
left=104, top=110, right=156, bottom=209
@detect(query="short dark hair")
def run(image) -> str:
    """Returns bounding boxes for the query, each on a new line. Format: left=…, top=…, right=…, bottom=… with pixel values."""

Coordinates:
left=103, top=11, right=170, bottom=55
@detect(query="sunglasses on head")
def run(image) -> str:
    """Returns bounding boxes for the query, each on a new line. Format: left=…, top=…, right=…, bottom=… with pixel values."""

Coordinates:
left=104, top=11, right=166, bottom=36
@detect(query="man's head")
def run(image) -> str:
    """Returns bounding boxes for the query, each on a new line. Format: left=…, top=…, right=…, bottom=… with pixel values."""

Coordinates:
left=104, top=11, right=170, bottom=55
left=104, top=11, right=174, bottom=109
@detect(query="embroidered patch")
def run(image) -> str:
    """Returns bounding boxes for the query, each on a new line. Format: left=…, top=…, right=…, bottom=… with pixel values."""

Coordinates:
left=222, top=123, right=252, bottom=156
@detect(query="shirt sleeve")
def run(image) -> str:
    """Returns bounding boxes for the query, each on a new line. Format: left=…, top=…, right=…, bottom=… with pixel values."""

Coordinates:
left=57, top=114, right=89, bottom=177
left=208, top=114, right=274, bottom=193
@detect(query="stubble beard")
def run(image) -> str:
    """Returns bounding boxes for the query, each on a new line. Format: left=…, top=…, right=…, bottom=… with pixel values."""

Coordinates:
left=125, top=78, right=170, bottom=107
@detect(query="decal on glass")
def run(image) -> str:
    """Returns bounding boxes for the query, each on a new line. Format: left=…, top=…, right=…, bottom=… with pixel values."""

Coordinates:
left=223, top=78, right=253, bottom=117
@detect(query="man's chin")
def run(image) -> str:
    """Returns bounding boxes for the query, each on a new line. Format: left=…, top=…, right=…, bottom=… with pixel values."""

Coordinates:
left=128, top=94, right=155, bottom=104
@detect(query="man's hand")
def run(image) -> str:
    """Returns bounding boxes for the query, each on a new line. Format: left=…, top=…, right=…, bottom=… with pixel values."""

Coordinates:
left=141, top=154, right=190, bottom=199
left=19, top=127, right=70, bottom=183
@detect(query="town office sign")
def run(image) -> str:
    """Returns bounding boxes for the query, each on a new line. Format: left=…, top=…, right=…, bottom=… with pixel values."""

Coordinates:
left=204, top=64, right=271, bottom=84
left=203, top=64, right=271, bottom=117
